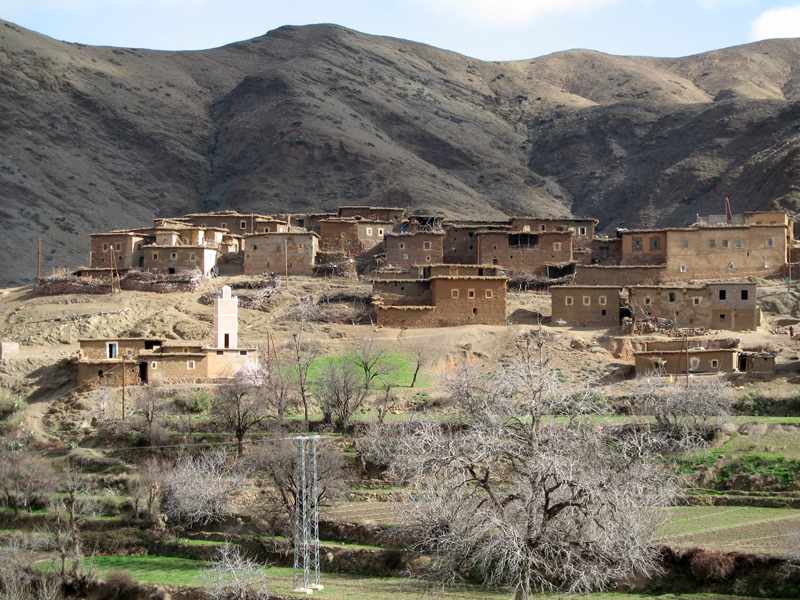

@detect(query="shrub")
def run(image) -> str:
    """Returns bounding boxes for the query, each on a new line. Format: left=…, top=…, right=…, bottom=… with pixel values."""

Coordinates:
left=689, top=549, right=736, bottom=582
left=0, top=391, right=27, bottom=420
left=98, top=570, right=139, bottom=600
left=174, top=390, right=213, bottom=414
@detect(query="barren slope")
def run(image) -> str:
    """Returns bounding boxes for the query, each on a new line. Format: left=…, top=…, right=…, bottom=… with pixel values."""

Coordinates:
left=3, top=21, right=800, bottom=285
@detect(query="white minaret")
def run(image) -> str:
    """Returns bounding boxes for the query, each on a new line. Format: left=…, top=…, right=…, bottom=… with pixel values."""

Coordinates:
left=214, top=285, right=238, bottom=349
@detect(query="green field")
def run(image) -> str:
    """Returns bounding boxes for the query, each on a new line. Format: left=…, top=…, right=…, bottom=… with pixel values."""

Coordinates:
left=87, top=556, right=764, bottom=600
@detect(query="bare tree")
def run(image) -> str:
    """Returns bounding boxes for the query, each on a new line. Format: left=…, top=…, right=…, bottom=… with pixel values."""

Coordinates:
left=239, top=357, right=297, bottom=425
left=364, top=352, right=680, bottom=598
left=0, top=447, right=51, bottom=512
left=636, top=376, right=733, bottom=451
left=160, top=451, right=247, bottom=528
left=249, top=437, right=345, bottom=532
left=409, top=344, right=428, bottom=388
left=289, top=328, right=320, bottom=432
left=0, top=534, right=62, bottom=600
left=314, top=357, right=369, bottom=430
left=351, top=338, right=392, bottom=392
left=129, top=457, right=165, bottom=527
left=131, top=387, right=171, bottom=450
left=212, top=376, right=268, bottom=456
left=201, top=543, right=270, bottom=600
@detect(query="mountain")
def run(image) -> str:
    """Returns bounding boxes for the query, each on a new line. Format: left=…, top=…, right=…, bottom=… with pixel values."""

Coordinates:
left=2, top=19, right=800, bottom=285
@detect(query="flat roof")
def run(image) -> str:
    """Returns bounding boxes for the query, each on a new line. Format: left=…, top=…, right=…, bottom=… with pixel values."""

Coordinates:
left=79, top=337, right=165, bottom=342
left=244, top=231, right=320, bottom=239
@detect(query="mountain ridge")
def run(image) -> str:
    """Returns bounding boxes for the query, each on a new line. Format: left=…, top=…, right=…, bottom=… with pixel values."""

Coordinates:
left=1, top=20, right=800, bottom=285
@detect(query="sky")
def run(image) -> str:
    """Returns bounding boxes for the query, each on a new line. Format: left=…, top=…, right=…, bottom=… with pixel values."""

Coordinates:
left=2, top=1, right=800, bottom=61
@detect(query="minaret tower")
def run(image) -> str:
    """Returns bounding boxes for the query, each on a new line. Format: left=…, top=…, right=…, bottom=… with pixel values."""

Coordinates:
left=214, top=285, right=238, bottom=349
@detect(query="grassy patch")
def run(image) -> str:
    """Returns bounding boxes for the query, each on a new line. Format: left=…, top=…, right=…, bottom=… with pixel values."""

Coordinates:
left=713, top=455, right=800, bottom=487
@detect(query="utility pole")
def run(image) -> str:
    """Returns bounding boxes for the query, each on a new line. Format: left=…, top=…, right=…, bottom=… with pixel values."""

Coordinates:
left=121, top=355, right=126, bottom=421
left=37, top=238, right=41, bottom=282
left=284, top=238, right=289, bottom=288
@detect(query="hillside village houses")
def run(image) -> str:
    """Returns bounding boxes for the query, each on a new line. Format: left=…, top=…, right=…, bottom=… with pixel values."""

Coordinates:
left=78, top=207, right=796, bottom=341
left=76, top=286, right=256, bottom=388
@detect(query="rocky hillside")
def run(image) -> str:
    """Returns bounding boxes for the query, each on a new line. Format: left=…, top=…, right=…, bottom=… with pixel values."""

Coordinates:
left=2, top=20, right=800, bottom=285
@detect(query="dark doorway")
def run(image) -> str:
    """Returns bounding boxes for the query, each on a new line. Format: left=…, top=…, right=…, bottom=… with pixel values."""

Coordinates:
left=139, top=361, right=148, bottom=383
left=224, top=333, right=230, bottom=349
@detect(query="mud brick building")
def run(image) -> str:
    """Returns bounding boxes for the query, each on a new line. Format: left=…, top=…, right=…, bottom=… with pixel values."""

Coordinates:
left=475, top=230, right=573, bottom=273
left=373, top=265, right=507, bottom=328
left=89, top=232, right=145, bottom=271
left=243, top=232, right=319, bottom=276
left=442, top=221, right=510, bottom=263
left=628, top=281, right=758, bottom=331
left=177, top=211, right=289, bottom=235
left=509, top=217, right=597, bottom=249
left=338, top=205, right=405, bottom=225
left=384, top=231, right=445, bottom=267
left=76, top=286, right=256, bottom=388
left=550, top=286, right=622, bottom=327
left=633, top=338, right=741, bottom=376
left=319, top=218, right=391, bottom=255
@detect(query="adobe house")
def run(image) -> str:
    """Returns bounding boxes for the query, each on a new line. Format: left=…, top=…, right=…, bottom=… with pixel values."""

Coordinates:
left=401, top=214, right=444, bottom=233
left=509, top=217, right=598, bottom=248
left=243, top=231, right=320, bottom=276
left=89, top=231, right=145, bottom=271
left=633, top=338, right=741, bottom=376
left=176, top=211, right=289, bottom=235
left=373, top=267, right=507, bottom=328
left=338, top=206, right=405, bottom=225
left=590, top=237, right=622, bottom=265
left=618, top=230, right=668, bottom=266
left=442, top=221, right=510, bottom=264
left=707, top=282, right=759, bottom=331
left=629, top=285, right=712, bottom=328
left=475, top=230, right=573, bottom=273
left=319, top=218, right=390, bottom=256
left=290, top=213, right=338, bottom=234
left=550, top=286, right=622, bottom=327
left=384, top=231, right=445, bottom=267
left=76, top=286, right=256, bottom=387
left=739, top=352, right=776, bottom=378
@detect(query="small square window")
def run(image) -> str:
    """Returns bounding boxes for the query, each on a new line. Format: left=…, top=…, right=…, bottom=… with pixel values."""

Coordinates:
left=710, top=239, right=716, bottom=247
left=599, top=296, right=607, bottom=305
left=102, top=243, right=109, bottom=251
left=403, top=254, right=408, bottom=260
left=680, top=265, right=686, bottom=273
left=690, top=358, right=699, bottom=370
left=171, top=252, right=177, bottom=260
left=735, top=239, right=742, bottom=247
left=240, top=350, right=248, bottom=356
left=728, top=263, right=734, bottom=270
left=719, top=312, right=726, bottom=321
left=645, top=297, right=651, bottom=306
left=153, top=253, right=158, bottom=260
left=669, top=292, right=676, bottom=302
left=565, top=296, right=573, bottom=305
left=722, top=240, right=729, bottom=248
left=426, top=256, right=431, bottom=261
left=399, top=243, right=405, bottom=249
left=711, top=359, right=719, bottom=369
left=217, top=350, right=224, bottom=355
left=719, top=290, right=727, bottom=300
left=378, top=229, right=384, bottom=236
left=240, top=221, right=247, bottom=229
left=681, top=240, right=688, bottom=248
left=190, top=253, right=196, bottom=261
left=115, top=242, right=121, bottom=251
left=424, top=241, right=431, bottom=250
left=650, top=236, right=660, bottom=250
left=468, top=289, right=475, bottom=298
left=451, top=289, right=459, bottom=298
left=632, top=237, right=643, bottom=251
left=553, top=242, right=562, bottom=251
left=221, top=223, right=228, bottom=230
left=366, top=228, right=373, bottom=236
left=578, top=227, right=587, bottom=235
left=187, top=361, right=195, bottom=370
left=741, top=290, right=748, bottom=300
left=485, top=290, right=493, bottom=298
left=767, top=238, right=773, bottom=247
left=151, top=361, right=158, bottom=369
left=583, top=296, right=591, bottom=305
left=693, top=297, right=700, bottom=305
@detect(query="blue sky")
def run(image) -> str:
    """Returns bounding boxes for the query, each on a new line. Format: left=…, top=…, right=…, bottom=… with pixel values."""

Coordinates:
left=2, top=1, right=800, bottom=61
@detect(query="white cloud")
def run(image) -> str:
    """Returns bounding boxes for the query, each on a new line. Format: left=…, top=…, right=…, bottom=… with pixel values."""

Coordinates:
left=751, top=4, right=800, bottom=41
left=404, top=0, right=617, bottom=27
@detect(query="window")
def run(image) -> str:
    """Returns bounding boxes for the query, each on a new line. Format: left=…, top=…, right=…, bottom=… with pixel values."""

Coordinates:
left=151, top=361, right=158, bottom=369
left=765, top=262, right=771, bottom=268
left=669, top=292, right=676, bottom=302
left=452, top=289, right=459, bottom=298
left=690, top=357, right=699, bottom=370
left=171, top=252, right=177, bottom=260
left=540, top=224, right=546, bottom=231
left=240, top=221, right=247, bottom=229
left=399, top=243, right=405, bottom=249
left=565, top=296, right=573, bottom=305
left=681, top=239, right=688, bottom=248
left=107, top=342, right=118, bottom=359
left=183, top=348, right=189, bottom=353
left=424, top=241, right=431, bottom=250
left=578, top=227, right=587, bottom=235
left=741, top=290, right=749, bottom=300
left=650, top=236, right=660, bottom=250
left=735, top=239, right=742, bottom=247
left=217, top=350, right=224, bottom=355
left=767, top=238, right=773, bottom=247
left=601, top=309, right=607, bottom=315
left=632, top=237, right=643, bottom=251
left=485, top=290, right=493, bottom=298
left=711, top=359, right=719, bottom=369
left=278, top=226, right=285, bottom=232
left=426, top=256, right=431, bottom=261
left=366, top=228, right=373, bottom=236
left=221, top=223, right=227, bottom=231
left=115, top=242, right=121, bottom=251
left=472, top=308, right=478, bottom=315
left=718, top=312, right=726, bottom=321
left=645, top=297, right=651, bottom=306
left=102, top=243, right=109, bottom=251
left=728, top=262, right=734, bottom=270
left=468, top=289, right=475, bottom=298
left=680, top=265, right=687, bottom=273
left=403, top=254, right=408, bottom=260
left=152, top=253, right=158, bottom=260
left=719, top=290, right=727, bottom=300
left=553, top=242, right=562, bottom=251
left=187, top=361, right=195, bottom=370
left=240, top=350, right=248, bottom=356
left=583, top=296, right=591, bottom=305
left=253, top=245, right=257, bottom=250
left=599, top=296, right=607, bottom=305
left=722, top=240, right=729, bottom=248
left=710, top=239, right=716, bottom=248
left=189, top=253, right=196, bottom=261
left=378, top=229, right=384, bottom=236
left=693, top=297, right=700, bottom=305
left=523, top=225, right=531, bottom=232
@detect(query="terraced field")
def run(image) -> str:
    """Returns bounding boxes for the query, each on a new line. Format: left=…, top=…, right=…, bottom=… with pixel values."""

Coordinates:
left=322, top=501, right=406, bottom=526
left=658, top=506, right=800, bottom=555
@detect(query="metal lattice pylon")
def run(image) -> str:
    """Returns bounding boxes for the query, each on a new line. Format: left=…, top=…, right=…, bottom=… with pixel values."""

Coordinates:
left=293, top=436, right=322, bottom=594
